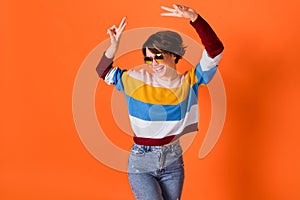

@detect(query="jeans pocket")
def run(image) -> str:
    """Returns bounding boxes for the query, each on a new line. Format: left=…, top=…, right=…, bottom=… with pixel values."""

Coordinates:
left=165, top=155, right=184, bottom=172
left=173, top=145, right=183, bottom=157
left=130, top=145, right=145, bottom=156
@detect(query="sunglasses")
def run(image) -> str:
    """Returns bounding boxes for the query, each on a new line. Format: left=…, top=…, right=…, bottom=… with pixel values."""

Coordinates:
left=144, top=53, right=164, bottom=64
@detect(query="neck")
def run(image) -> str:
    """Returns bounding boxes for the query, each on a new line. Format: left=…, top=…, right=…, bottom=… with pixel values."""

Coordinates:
left=159, top=66, right=179, bottom=81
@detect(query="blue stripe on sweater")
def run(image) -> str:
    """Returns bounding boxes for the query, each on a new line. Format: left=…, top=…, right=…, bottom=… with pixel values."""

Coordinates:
left=125, top=87, right=198, bottom=121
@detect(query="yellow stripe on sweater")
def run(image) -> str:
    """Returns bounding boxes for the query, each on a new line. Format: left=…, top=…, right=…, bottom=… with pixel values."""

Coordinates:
left=122, top=67, right=199, bottom=105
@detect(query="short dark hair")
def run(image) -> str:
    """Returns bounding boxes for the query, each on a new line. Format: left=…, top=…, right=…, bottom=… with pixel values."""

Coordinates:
left=142, top=31, right=186, bottom=64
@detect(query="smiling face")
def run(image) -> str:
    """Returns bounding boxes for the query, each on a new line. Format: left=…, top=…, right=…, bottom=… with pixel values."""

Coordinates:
left=142, top=31, right=186, bottom=80
left=145, top=47, right=177, bottom=80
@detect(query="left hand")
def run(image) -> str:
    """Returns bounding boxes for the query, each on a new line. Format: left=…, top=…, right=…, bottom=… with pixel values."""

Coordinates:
left=161, top=4, right=198, bottom=22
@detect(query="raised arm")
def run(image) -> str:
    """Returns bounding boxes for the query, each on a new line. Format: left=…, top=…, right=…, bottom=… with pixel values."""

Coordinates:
left=161, top=4, right=224, bottom=58
left=161, top=4, right=224, bottom=84
left=96, top=17, right=127, bottom=79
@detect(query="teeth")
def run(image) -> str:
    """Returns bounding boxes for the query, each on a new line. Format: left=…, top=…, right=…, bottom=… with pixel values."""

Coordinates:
left=153, top=66, right=164, bottom=72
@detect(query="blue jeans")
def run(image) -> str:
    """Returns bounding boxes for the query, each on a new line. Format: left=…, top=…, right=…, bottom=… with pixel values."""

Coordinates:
left=128, top=141, right=184, bottom=200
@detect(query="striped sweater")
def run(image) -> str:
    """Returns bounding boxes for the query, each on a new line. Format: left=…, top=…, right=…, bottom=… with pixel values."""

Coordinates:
left=97, top=15, right=224, bottom=146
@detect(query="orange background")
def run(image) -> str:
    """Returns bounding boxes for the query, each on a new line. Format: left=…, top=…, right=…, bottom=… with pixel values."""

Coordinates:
left=1, top=0, right=300, bottom=199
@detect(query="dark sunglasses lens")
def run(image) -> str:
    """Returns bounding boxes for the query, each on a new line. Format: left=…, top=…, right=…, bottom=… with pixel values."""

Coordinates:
left=154, top=54, right=164, bottom=63
left=144, top=57, right=153, bottom=64
left=144, top=54, right=164, bottom=64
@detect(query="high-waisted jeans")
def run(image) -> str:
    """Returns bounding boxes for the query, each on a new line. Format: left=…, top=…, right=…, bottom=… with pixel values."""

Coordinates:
left=128, top=141, right=184, bottom=200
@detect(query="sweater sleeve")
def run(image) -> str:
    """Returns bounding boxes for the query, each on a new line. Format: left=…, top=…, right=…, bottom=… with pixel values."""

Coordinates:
left=96, top=52, right=114, bottom=79
left=190, top=15, right=224, bottom=58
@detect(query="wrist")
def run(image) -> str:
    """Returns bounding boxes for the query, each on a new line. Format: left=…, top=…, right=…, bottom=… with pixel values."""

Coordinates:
left=110, top=43, right=119, bottom=51
left=105, top=44, right=118, bottom=59
left=104, top=51, right=114, bottom=59
left=190, top=13, right=198, bottom=23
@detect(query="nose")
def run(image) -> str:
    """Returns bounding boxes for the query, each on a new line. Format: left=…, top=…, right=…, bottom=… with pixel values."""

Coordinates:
left=152, top=58, right=159, bottom=66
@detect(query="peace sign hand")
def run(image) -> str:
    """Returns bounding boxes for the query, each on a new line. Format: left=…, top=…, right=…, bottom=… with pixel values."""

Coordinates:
left=161, top=4, right=198, bottom=22
left=105, top=16, right=127, bottom=58
left=107, top=16, right=127, bottom=46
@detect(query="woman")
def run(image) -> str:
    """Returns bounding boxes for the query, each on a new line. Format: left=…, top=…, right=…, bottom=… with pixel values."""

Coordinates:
left=96, top=4, right=224, bottom=200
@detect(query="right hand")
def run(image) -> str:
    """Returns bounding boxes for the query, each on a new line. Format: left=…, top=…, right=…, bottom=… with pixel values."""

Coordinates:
left=108, top=17, right=127, bottom=44
left=105, top=17, right=127, bottom=58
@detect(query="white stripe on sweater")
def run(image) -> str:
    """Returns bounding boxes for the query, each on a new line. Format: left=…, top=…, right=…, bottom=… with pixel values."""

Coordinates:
left=129, top=104, right=198, bottom=138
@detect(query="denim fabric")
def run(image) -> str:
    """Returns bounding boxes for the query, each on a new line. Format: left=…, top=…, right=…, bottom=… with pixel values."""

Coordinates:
left=128, top=141, right=184, bottom=200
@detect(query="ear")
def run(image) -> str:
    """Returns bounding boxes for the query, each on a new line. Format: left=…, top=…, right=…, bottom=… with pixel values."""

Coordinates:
left=171, top=54, right=177, bottom=61
left=171, top=54, right=179, bottom=64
